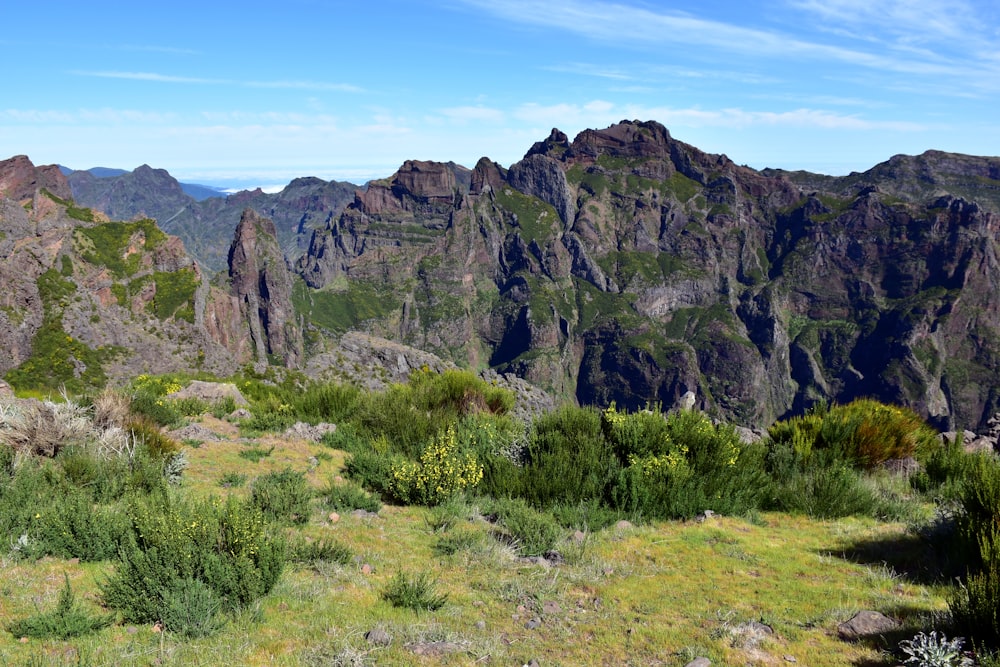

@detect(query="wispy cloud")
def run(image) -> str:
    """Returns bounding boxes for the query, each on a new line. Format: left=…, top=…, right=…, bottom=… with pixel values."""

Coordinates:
left=245, top=80, right=365, bottom=93
left=457, top=0, right=1000, bottom=88
left=510, top=100, right=928, bottom=133
left=544, top=63, right=634, bottom=80
left=786, top=0, right=979, bottom=44
left=71, top=70, right=364, bottom=93
left=0, top=108, right=180, bottom=124
left=72, top=71, right=223, bottom=84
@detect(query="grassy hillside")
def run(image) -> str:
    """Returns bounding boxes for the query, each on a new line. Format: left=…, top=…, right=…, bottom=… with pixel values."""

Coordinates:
left=0, top=371, right=996, bottom=666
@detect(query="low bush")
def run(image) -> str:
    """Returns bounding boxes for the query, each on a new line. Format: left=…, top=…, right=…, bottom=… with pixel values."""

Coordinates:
left=159, top=577, right=226, bottom=638
left=101, top=494, right=285, bottom=625
left=238, top=444, right=274, bottom=462
left=433, top=528, right=483, bottom=556
left=768, top=399, right=938, bottom=470
left=249, top=469, right=313, bottom=524
left=380, top=571, right=448, bottom=612
left=390, top=426, right=483, bottom=505
left=6, top=574, right=114, bottom=640
left=343, top=439, right=399, bottom=498
left=488, top=497, right=564, bottom=556
left=948, top=455, right=1000, bottom=648
left=287, top=536, right=352, bottom=565
left=321, top=480, right=381, bottom=514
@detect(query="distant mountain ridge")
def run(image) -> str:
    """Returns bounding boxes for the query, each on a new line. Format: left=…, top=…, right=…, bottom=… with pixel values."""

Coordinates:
left=6, top=122, right=1000, bottom=433
left=66, top=165, right=359, bottom=271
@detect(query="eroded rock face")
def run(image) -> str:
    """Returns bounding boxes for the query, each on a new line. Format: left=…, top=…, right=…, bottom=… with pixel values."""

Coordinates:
left=0, top=156, right=72, bottom=203
left=0, top=182, right=245, bottom=389
left=228, top=208, right=303, bottom=367
left=291, top=120, right=1000, bottom=429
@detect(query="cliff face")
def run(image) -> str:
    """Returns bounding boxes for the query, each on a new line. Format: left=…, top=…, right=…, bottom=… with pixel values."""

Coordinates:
left=294, top=120, right=1000, bottom=430
left=0, top=157, right=252, bottom=392
left=228, top=209, right=303, bottom=368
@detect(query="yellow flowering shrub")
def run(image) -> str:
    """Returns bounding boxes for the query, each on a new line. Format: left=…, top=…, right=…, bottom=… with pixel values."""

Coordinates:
left=391, top=426, right=484, bottom=505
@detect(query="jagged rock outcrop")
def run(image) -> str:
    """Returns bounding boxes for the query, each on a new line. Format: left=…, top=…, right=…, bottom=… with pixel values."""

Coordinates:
left=0, top=155, right=72, bottom=202
left=228, top=209, right=303, bottom=368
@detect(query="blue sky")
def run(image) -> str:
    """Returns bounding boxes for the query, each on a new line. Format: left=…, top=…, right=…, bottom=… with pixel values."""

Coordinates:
left=2, top=0, right=998, bottom=188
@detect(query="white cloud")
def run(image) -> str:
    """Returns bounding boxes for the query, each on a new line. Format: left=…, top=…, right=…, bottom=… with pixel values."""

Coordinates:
left=71, top=71, right=363, bottom=93
left=71, top=70, right=224, bottom=84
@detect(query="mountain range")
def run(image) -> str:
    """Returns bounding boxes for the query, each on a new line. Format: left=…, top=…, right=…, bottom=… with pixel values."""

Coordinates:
left=3, top=120, right=1000, bottom=432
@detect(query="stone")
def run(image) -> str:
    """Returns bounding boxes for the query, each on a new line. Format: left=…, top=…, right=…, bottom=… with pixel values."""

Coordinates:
left=837, top=610, right=899, bottom=640
left=524, top=617, right=542, bottom=630
left=168, top=380, right=248, bottom=406
left=542, top=601, right=561, bottom=614
left=360, top=563, right=374, bottom=575
left=365, top=627, right=392, bottom=647
left=283, top=421, right=337, bottom=442
left=614, top=520, right=634, bottom=530
left=684, top=659, right=711, bottom=667
left=0, top=379, right=13, bottom=398
left=328, top=512, right=340, bottom=523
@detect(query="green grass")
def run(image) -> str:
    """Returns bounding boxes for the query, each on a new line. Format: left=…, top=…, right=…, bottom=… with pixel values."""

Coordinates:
left=74, top=219, right=167, bottom=278
left=291, top=276, right=401, bottom=333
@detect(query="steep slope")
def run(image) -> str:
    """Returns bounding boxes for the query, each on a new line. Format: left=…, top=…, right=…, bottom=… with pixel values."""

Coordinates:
left=227, top=209, right=303, bottom=368
left=0, top=158, right=274, bottom=391
left=295, top=120, right=1000, bottom=430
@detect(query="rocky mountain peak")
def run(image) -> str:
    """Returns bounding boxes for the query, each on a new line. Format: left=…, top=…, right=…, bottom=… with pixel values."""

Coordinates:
left=567, top=119, right=674, bottom=161
left=228, top=208, right=303, bottom=367
left=0, top=155, right=73, bottom=202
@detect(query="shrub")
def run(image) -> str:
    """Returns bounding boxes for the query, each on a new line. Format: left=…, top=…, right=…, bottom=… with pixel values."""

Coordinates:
left=6, top=574, right=114, bottom=640
left=768, top=399, right=938, bottom=470
left=238, top=444, right=274, bottom=462
left=220, top=472, right=248, bottom=488
left=159, top=577, right=226, bottom=638
left=101, top=494, right=285, bottom=623
left=949, top=455, right=1000, bottom=647
left=343, top=439, right=399, bottom=498
left=321, top=481, right=381, bottom=514
left=249, top=469, right=313, bottom=524
left=381, top=571, right=448, bottom=612
left=173, top=396, right=209, bottom=417
left=129, top=391, right=182, bottom=427
left=510, top=405, right=619, bottom=507
left=605, top=406, right=768, bottom=519
left=211, top=395, right=238, bottom=420
left=390, top=426, right=483, bottom=505
left=33, top=490, right=129, bottom=561
left=287, top=536, right=352, bottom=565
left=488, top=497, right=564, bottom=556
left=767, top=462, right=884, bottom=519
left=127, top=417, right=181, bottom=460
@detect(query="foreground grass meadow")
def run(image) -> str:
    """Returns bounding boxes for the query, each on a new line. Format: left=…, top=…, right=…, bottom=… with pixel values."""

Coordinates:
left=0, top=414, right=950, bottom=666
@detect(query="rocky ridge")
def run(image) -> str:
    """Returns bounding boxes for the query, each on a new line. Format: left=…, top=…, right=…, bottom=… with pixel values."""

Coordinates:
left=293, top=120, right=1000, bottom=431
